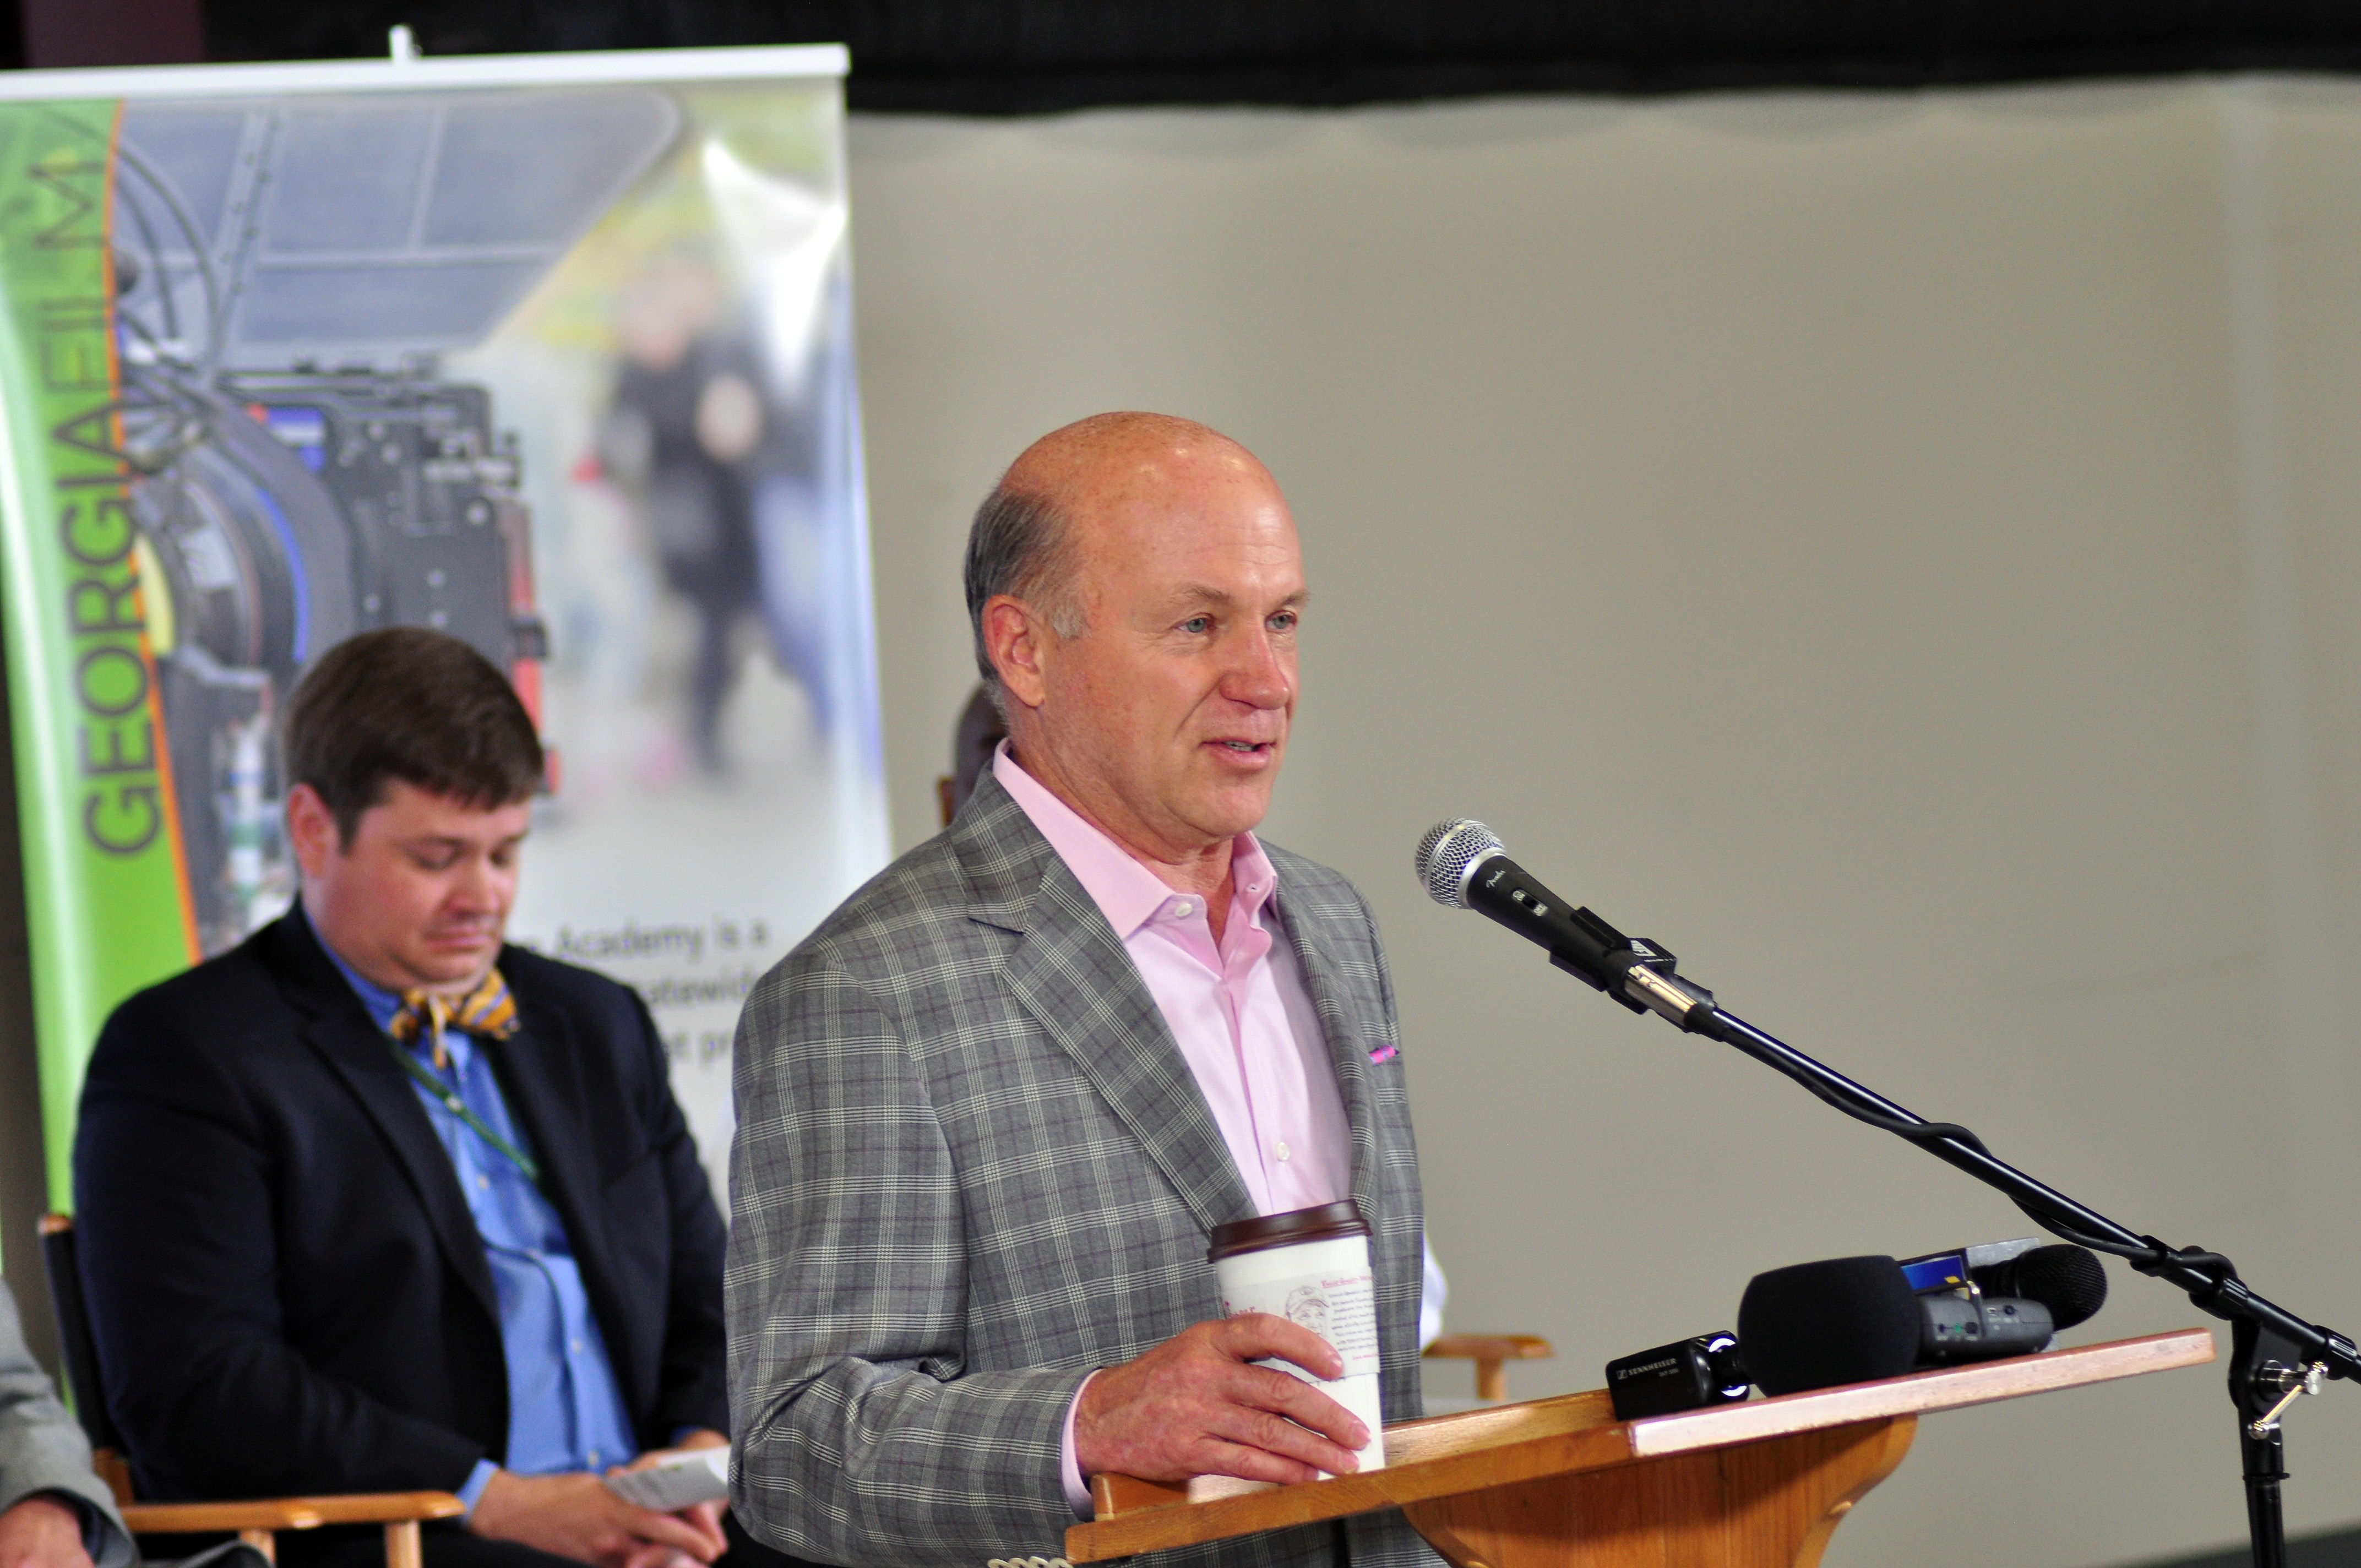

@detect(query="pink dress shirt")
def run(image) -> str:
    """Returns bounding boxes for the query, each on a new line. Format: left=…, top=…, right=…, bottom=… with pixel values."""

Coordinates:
left=993, top=745, right=1357, bottom=1512
left=994, top=745, right=1356, bottom=1214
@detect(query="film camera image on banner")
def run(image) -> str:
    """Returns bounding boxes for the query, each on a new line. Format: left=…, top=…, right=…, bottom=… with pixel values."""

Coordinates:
left=0, top=47, right=886, bottom=1208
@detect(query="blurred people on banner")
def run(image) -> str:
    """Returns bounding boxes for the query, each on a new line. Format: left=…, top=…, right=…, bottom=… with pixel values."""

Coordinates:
left=602, top=254, right=773, bottom=775
left=592, top=249, right=871, bottom=780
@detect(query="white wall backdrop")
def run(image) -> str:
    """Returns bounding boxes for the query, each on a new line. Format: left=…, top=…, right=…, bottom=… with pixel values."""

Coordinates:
left=844, top=79, right=2361, bottom=1567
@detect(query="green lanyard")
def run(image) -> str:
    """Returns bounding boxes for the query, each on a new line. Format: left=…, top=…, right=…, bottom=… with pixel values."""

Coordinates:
left=387, top=1037, right=545, bottom=1190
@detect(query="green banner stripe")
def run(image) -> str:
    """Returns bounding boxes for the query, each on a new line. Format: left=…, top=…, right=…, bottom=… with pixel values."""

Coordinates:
left=0, top=100, right=199, bottom=1213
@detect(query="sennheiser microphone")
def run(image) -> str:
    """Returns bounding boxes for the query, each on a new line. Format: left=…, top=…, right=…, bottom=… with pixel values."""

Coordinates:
left=1606, top=1331, right=1749, bottom=1420
left=1414, top=819, right=1719, bottom=1031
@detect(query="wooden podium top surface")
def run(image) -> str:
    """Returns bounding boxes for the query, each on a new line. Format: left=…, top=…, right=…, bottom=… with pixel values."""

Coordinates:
left=1067, top=1327, right=2216, bottom=1562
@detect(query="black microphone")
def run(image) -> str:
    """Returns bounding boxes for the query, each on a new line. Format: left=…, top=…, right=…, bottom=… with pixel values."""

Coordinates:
left=1414, top=819, right=1719, bottom=1030
left=1413, top=819, right=1626, bottom=983
left=1736, top=1256, right=1924, bottom=1396
left=1974, top=1243, right=2108, bottom=1331
left=1407, top=821, right=1728, bottom=1030
left=1902, top=1238, right=2109, bottom=1332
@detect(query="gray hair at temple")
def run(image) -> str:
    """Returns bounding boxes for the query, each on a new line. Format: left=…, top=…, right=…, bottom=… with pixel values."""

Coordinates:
left=961, top=482, right=1089, bottom=710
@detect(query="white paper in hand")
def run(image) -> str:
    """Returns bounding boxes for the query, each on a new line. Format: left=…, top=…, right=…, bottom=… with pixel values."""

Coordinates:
left=603, top=1447, right=730, bottom=1511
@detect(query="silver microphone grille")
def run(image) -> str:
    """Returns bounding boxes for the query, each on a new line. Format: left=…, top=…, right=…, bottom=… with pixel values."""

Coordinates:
left=1415, top=819, right=1506, bottom=909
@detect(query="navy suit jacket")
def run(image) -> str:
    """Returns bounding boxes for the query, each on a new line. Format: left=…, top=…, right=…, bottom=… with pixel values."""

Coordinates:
left=72, top=910, right=728, bottom=1501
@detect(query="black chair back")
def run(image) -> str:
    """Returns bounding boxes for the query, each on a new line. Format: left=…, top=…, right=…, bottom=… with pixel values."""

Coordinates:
left=37, top=1215, right=123, bottom=1452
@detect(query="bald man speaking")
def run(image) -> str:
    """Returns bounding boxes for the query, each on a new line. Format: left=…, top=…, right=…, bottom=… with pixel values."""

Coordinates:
left=727, top=415, right=1434, bottom=1568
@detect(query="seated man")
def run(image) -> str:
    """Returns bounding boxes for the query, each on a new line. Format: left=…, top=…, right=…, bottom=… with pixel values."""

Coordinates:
left=75, top=628, right=750, bottom=1568
left=0, top=1280, right=129, bottom=1568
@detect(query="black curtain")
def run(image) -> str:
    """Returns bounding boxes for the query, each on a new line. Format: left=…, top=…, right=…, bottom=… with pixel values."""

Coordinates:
left=201, top=2, right=2361, bottom=114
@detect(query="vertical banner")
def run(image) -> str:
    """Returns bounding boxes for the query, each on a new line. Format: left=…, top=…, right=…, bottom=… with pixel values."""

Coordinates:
left=0, top=46, right=882, bottom=1206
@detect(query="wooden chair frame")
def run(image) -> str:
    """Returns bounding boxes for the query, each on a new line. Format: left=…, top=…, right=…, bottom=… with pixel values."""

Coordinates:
left=1423, top=1332, right=1553, bottom=1402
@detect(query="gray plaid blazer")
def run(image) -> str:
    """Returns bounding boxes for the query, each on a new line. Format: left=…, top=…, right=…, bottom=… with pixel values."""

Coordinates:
left=727, top=769, right=1438, bottom=1568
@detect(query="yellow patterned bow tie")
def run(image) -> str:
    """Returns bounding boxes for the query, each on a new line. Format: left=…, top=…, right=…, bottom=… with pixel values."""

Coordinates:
left=390, top=968, right=518, bottom=1068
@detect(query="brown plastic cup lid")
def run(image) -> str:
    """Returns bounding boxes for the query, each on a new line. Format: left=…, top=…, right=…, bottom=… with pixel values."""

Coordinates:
left=1207, top=1200, right=1369, bottom=1263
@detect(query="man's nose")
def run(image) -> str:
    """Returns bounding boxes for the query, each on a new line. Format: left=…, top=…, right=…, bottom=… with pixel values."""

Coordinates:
left=448, top=856, right=504, bottom=908
left=1222, top=627, right=1294, bottom=709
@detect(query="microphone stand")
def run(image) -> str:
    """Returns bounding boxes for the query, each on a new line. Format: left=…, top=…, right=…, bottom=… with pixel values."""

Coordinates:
left=1539, top=915, right=2358, bottom=1568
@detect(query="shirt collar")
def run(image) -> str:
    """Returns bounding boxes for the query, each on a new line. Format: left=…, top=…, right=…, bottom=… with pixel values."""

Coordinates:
left=992, top=741, right=1281, bottom=939
left=303, top=899, right=406, bottom=1033
left=301, top=901, right=474, bottom=1068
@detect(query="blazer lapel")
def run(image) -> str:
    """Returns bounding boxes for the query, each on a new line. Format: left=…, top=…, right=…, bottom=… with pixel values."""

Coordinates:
left=269, top=916, right=501, bottom=1325
left=1266, top=888, right=1382, bottom=1222
left=956, top=772, right=1254, bottom=1234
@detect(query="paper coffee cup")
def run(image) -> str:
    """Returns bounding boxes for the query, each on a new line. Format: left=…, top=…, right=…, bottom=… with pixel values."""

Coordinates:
left=1208, top=1200, right=1386, bottom=1473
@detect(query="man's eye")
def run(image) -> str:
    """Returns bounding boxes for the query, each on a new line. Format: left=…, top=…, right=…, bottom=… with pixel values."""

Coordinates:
left=1179, top=616, right=1212, bottom=635
left=1268, top=611, right=1298, bottom=633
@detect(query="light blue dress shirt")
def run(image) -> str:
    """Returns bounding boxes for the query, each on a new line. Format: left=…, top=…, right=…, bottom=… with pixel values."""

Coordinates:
left=317, top=922, right=640, bottom=1511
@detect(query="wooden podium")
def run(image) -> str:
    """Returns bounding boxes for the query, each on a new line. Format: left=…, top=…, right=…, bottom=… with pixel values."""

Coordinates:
left=1067, top=1329, right=2216, bottom=1567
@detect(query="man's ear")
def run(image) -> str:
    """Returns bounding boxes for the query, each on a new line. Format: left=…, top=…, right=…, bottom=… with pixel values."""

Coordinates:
left=982, top=595, right=1051, bottom=711
left=286, top=783, right=339, bottom=883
